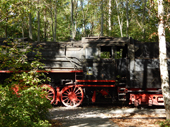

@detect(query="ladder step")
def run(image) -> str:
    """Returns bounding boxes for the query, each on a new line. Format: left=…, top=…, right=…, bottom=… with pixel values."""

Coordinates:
left=118, top=93, right=126, bottom=95
left=119, top=83, right=126, bottom=85
left=119, top=87, right=126, bottom=90
left=119, top=98, right=126, bottom=101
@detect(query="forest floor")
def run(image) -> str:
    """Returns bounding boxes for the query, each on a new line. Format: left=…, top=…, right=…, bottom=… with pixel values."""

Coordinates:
left=110, top=114, right=166, bottom=127
left=50, top=116, right=166, bottom=127
left=49, top=105, right=166, bottom=127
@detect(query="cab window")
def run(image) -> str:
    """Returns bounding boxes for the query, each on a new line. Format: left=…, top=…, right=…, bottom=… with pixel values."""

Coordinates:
left=100, top=46, right=112, bottom=58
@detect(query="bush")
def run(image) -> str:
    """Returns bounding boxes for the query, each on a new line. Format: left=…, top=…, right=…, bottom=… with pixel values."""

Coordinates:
left=158, top=119, right=170, bottom=127
left=0, top=86, right=52, bottom=127
left=0, top=39, right=52, bottom=127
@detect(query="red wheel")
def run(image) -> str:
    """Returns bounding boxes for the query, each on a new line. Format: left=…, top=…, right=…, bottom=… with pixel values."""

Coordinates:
left=41, top=84, right=55, bottom=104
left=61, top=86, right=84, bottom=107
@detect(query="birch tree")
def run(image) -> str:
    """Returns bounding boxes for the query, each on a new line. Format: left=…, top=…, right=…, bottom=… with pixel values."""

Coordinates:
left=142, top=0, right=146, bottom=41
left=29, top=0, right=33, bottom=40
left=158, top=0, right=170, bottom=119
left=44, top=9, right=47, bottom=42
left=101, top=0, right=104, bottom=36
left=37, top=0, right=40, bottom=42
left=115, top=0, right=123, bottom=37
left=80, top=0, right=86, bottom=36
left=54, top=0, right=57, bottom=42
left=126, top=0, right=129, bottom=37
left=108, top=0, right=112, bottom=36
left=71, top=0, right=74, bottom=40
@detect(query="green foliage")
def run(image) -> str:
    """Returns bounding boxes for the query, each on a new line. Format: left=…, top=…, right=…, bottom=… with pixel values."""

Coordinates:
left=115, top=49, right=123, bottom=59
left=101, top=52, right=110, bottom=58
left=0, top=0, right=170, bottom=41
left=157, top=119, right=170, bottom=127
left=0, top=40, right=52, bottom=127
left=0, top=86, right=51, bottom=127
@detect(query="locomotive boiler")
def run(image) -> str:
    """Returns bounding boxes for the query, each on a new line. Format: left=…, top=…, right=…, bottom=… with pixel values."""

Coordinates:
left=0, top=36, right=167, bottom=107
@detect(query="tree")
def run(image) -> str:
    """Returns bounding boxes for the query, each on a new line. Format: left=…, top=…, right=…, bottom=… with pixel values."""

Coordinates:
left=142, top=0, right=146, bottom=41
left=100, top=0, right=104, bottom=36
left=29, top=0, right=33, bottom=40
left=158, top=0, right=170, bottom=119
left=1, top=0, right=170, bottom=41
left=115, top=0, right=124, bottom=37
left=80, top=0, right=87, bottom=36
left=53, top=0, right=57, bottom=42
left=37, top=0, right=40, bottom=42
left=126, top=0, right=129, bottom=37
left=108, top=0, right=112, bottom=36
left=71, top=0, right=74, bottom=40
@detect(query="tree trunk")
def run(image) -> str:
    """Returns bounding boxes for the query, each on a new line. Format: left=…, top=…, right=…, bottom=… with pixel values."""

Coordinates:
left=101, top=0, right=103, bottom=36
left=5, top=10, right=8, bottom=38
left=37, top=0, right=40, bottom=42
left=108, top=0, right=112, bottom=36
left=126, top=0, right=129, bottom=37
left=38, top=11, right=40, bottom=42
left=81, top=0, right=86, bottom=36
left=29, top=13, right=33, bottom=40
left=91, top=21, right=94, bottom=36
left=54, top=0, right=57, bottom=42
left=71, top=0, right=74, bottom=40
left=73, top=0, right=78, bottom=39
left=115, top=0, right=123, bottom=37
left=158, top=0, right=170, bottom=119
left=50, top=11, right=54, bottom=41
left=44, top=9, right=47, bottom=42
left=142, top=0, right=146, bottom=41
left=29, top=0, right=33, bottom=40
left=21, top=18, right=24, bottom=38
left=5, top=18, right=7, bottom=38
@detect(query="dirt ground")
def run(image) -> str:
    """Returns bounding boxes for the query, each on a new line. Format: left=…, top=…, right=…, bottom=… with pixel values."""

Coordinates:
left=49, top=106, right=166, bottom=127
left=111, top=114, right=166, bottom=127
left=50, top=116, right=166, bottom=127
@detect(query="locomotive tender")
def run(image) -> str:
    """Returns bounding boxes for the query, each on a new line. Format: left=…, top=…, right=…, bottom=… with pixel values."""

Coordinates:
left=0, top=36, right=167, bottom=107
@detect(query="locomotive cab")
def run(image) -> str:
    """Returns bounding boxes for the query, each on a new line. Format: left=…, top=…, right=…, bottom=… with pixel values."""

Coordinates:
left=81, top=37, right=129, bottom=81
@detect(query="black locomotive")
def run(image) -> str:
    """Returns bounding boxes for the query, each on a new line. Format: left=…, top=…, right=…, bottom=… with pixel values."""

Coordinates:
left=1, top=36, right=168, bottom=107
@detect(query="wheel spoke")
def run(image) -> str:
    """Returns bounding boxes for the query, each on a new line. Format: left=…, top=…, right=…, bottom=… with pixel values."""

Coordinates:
left=67, top=90, right=70, bottom=93
left=70, top=87, right=73, bottom=92
left=63, top=97, right=69, bottom=101
left=66, top=99, right=70, bottom=104
left=63, top=92, right=68, bottom=95
left=70, top=101, right=72, bottom=106
left=77, top=96, right=82, bottom=98
left=73, top=101, right=76, bottom=106
left=75, top=92, right=82, bottom=95
left=73, top=87, right=76, bottom=92
left=62, top=95, right=69, bottom=97
left=74, top=88, right=79, bottom=94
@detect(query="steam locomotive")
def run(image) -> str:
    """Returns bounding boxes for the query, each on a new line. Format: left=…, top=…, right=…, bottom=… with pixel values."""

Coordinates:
left=0, top=36, right=167, bottom=107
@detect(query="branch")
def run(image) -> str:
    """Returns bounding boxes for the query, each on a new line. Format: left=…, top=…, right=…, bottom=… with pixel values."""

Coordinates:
left=136, top=18, right=143, bottom=29
left=0, top=18, right=5, bottom=23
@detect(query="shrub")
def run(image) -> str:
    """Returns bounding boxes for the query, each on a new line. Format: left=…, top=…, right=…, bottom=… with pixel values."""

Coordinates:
left=0, top=39, right=52, bottom=127
left=0, top=86, right=52, bottom=127
left=157, top=119, right=170, bottom=127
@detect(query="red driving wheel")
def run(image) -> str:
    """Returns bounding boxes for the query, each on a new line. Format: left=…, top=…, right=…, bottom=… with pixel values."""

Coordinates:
left=41, top=84, right=55, bottom=104
left=61, top=86, right=84, bottom=107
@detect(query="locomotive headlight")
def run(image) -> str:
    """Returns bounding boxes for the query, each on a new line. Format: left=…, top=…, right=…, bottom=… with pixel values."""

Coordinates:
left=87, top=67, right=93, bottom=75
